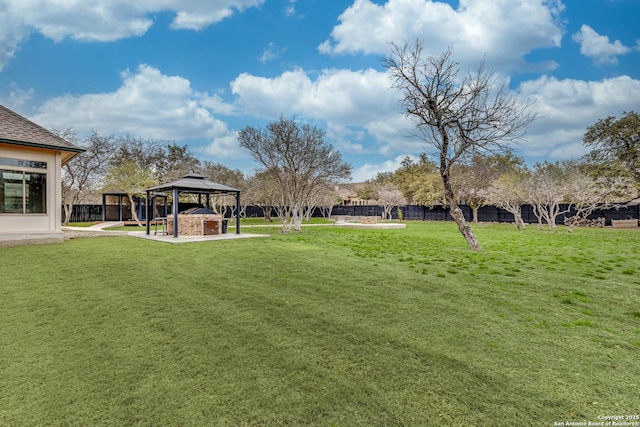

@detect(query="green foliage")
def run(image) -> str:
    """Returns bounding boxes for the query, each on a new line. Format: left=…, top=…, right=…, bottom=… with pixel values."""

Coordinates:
left=1, top=224, right=638, bottom=425
left=392, top=154, right=443, bottom=206
left=584, top=111, right=640, bottom=187
left=355, top=181, right=378, bottom=200
left=102, top=159, right=157, bottom=196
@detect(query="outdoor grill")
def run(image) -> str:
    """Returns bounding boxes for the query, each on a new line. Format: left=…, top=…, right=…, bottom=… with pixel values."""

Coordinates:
left=166, top=207, right=224, bottom=236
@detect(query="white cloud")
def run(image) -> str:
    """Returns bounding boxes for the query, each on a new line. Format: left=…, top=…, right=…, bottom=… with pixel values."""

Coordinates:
left=519, top=75, right=640, bottom=159
left=230, top=67, right=418, bottom=157
left=31, top=64, right=236, bottom=146
left=230, top=67, right=398, bottom=124
left=0, top=4, right=30, bottom=71
left=196, top=91, right=236, bottom=116
left=320, top=0, right=564, bottom=71
left=284, top=0, right=297, bottom=17
left=572, top=24, right=631, bottom=65
left=202, top=132, right=244, bottom=159
left=229, top=64, right=640, bottom=167
left=258, top=42, right=285, bottom=64
left=351, top=155, right=417, bottom=182
left=6, top=84, right=35, bottom=109
left=0, top=0, right=265, bottom=68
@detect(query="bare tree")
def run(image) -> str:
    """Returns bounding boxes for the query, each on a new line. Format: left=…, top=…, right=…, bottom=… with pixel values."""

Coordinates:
left=525, top=162, right=573, bottom=230
left=238, top=116, right=351, bottom=233
left=303, top=184, right=338, bottom=221
left=197, top=161, right=246, bottom=217
left=55, top=130, right=114, bottom=225
left=111, top=135, right=166, bottom=174
left=453, top=152, right=525, bottom=223
left=384, top=41, right=539, bottom=250
left=156, top=143, right=201, bottom=183
left=315, top=186, right=340, bottom=219
left=486, top=170, right=528, bottom=230
left=564, top=165, right=637, bottom=229
left=244, top=172, right=280, bottom=221
left=377, top=184, right=406, bottom=220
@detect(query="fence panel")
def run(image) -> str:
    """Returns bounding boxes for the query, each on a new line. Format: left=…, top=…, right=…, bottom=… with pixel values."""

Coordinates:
left=62, top=204, right=103, bottom=223
left=64, top=203, right=640, bottom=225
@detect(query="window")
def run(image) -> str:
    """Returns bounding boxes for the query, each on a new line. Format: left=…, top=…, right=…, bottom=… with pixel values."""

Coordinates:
left=0, top=157, right=47, bottom=169
left=0, top=169, right=47, bottom=214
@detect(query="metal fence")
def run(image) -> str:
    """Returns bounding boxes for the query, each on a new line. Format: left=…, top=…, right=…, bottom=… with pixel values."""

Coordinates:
left=64, top=203, right=640, bottom=226
left=62, top=204, right=103, bottom=223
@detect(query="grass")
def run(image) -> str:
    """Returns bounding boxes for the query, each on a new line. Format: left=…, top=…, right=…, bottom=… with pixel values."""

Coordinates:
left=64, top=222, right=97, bottom=227
left=1, top=222, right=639, bottom=426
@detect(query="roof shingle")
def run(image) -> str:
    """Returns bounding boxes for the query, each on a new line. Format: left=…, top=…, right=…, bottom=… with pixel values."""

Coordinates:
left=0, top=104, right=83, bottom=153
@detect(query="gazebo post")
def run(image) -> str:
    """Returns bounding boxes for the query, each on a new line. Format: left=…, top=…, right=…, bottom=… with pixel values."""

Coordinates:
left=172, top=188, right=179, bottom=238
left=145, top=190, right=151, bottom=235
left=236, top=191, right=241, bottom=234
left=101, top=193, right=106, bottom=222
left=144, top=174, right=242, bottom=239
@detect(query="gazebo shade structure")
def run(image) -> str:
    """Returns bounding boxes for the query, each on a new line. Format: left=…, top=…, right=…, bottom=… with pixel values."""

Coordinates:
left=144, top=173, right=241, bottom=237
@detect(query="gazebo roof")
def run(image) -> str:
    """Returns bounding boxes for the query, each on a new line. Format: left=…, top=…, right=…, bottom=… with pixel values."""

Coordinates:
left=146, top=173, right=241, bottom=194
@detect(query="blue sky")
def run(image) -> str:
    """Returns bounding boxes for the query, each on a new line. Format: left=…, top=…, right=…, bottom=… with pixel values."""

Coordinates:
left=1, top=0, right=639, bottom=181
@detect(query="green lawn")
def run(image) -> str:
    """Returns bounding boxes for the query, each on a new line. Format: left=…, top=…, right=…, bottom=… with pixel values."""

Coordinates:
left=1, top=223, right=639, bottom=426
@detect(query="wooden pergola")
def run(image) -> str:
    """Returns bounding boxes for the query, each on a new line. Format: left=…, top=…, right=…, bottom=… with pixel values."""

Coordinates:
left=144, top=173, right=241, bottom=237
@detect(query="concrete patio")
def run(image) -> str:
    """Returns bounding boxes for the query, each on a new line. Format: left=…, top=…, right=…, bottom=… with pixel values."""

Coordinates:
left=128, top=231, right=270, bottom=244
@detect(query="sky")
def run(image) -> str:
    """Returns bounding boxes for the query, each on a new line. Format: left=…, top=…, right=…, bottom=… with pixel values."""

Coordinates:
left=0, top=0, right=639, bottom=182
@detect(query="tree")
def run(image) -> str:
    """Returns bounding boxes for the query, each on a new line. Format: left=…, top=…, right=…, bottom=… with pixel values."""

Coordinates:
left=313, top=185, right=340, bottom=220
left=157, top=143, right=200, bottom=183
left=524, top=161, right=573, bottom=230
left=103, top=159, right=157, bottom=226
left=564, top=162, right=637, bottom=228
left=486, top=169, right=529, bottom=230
left=238, top=116, right=351, bottom=233
left=197, top=161, right=246, bottom=217
left=453, top=152, right=525, bottom=223
left=111, top=135, right=166, bottom=174
left=393, top=154, right=443, bottom=207
left=55, top=130, right=115, bottom=225
left=244, top=172, right=280, bottom=221
left=377, top=184, right=406, bottom=220
left=384, top=41, right=539, bottom=250
left=355, top=181, right=379, bottom=202
left=583, top=111, right=640, bottom=191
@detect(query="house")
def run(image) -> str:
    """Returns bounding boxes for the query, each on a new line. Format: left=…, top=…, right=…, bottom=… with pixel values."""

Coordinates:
left=335, top=182, right=379, bottom=206
left=0, top=104, right=83, bottom=245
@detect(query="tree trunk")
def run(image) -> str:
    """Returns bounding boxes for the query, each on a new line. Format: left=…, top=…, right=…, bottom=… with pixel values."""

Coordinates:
left=471, top=205, right=479, bottom=223
left=515, top=208, right=526, bottom=231
left=292, top=206, right=303, bottom=231
left=260, top=206, right=273, bottom=222
left=128, top=194, right=142, bottom=227
left=442, top=172, right=481, bottom=251
left=63, top=203, right=73, bottom=226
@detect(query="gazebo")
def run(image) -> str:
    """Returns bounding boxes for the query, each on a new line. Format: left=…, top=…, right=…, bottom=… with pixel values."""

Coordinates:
left=144, top=173, right=241, bottom=238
